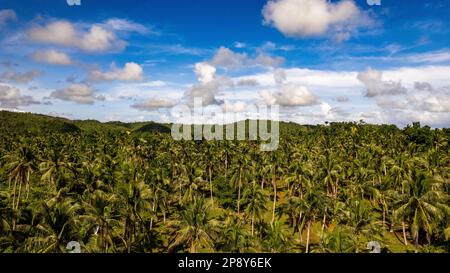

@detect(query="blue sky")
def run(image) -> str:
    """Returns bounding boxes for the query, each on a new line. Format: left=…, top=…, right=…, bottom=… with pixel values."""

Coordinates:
left=0, top=0, right=449, bottom=126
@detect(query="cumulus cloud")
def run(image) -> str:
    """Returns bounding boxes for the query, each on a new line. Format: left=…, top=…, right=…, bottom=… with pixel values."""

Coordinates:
left=0, top=9, right=16, bottom=27
left=254, top=53, right=285, bottom=67
left=262, top=0, right=372, bottom=41
left=0, top=70, right=41, bottom=84
left=50, top=84, right=105, bottom=104
left=89, top=62, right=144, bottom=82
left=210, top=47, right=248, bottom=69
left=184, top=62, right=234, bottom=106
left=236, top=79, right=260, bottom=87
left=273, top=68, right=287, bottom=84
left=414, top=81, right=433, bottom=91
left=131, top=97, right=177, bottom=111
left=336, top=96, right=349, bottom=102
left=194, top=62, right=216, bottom=84
left=222, top=101, right=249, bottom=113
left=260, top=84, right=319, bottom=106
left=28, top=20, right=125, bottom=52
left=31, top=50, right=72, bottom=65
left=0, top=85, right=39, bottom=108
left=185, top=79, right=232, bottom=106
left=357, top=67, right=407, bottom=97
left=209, top=47, right=284, bottom=69
left=103, top=18, right=151, bottom=34
left=408, top=84, right=450, bottom=113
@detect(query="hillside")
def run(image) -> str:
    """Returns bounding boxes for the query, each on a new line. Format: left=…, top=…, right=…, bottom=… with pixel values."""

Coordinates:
left=0, top=111, right=81, bottom=135
left=0, top=110, right=308, bottom=136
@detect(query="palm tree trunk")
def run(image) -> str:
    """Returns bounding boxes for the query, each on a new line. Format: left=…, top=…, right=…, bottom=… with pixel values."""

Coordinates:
left=306, top=220, right=311, bottom=253
left=16, top=180, right=23, bottom=210
left=251, top=209, right=255, bottom=236
left=12, top=176, right=18, bottom=210
left=225, top=155, right=228, bottom=184
left=271, top=177, right=276, bottom=224
left=320, top=213, right=326, bottom=244
left=237, top=171, right=241, bottom=214
left=402, top=221, right=408, bottom=245
left=209, top=166, right=213, bottom=205
left=26, top=171, right=31, bottom=200
left=298, top=211, right=303, bottom=243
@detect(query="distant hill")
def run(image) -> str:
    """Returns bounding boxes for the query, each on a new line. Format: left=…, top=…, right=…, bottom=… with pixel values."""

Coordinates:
left=0, top=110, right=81, bottom=135
left=0, top=110, right=324, bottom=137
left=0, top=111, right=173, bottom=135
left=134, top=122, right=172, bottom=134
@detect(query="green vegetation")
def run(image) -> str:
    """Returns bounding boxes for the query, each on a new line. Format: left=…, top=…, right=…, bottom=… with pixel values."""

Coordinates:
left=0, top=111, right=449, bottom=253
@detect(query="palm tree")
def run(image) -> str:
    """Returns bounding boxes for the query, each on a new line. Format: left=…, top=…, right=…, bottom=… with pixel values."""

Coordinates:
left=168, top=196, right=216, bottom=253
left=28, top=198, right=80, bottom=253
left=230, top=152, right=249, bottom=214
left=3, top=146, right=37, bottom=230
left=263, top=220, right=290, bottom=253
left=394, top=169, right=449, bottom=248
left=323, top=226, right=356, bottom=253
left=81, top=190, right=118, bottom=252
left=220, top=213, right=248, bottom=252
left=242, top=181, right=266, bottom=236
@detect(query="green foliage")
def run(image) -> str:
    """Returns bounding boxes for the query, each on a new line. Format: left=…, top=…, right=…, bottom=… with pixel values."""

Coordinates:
left=0, top=111, right=449, bottom=253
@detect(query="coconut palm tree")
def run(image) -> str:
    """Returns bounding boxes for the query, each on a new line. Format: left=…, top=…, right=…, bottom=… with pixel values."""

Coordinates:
left=168, top=196, right=216, bottom=253
left=394, top=169, right=449, bottom=248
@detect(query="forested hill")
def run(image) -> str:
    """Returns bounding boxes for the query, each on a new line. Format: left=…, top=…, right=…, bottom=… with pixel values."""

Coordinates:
left=0, top=110, right=307, bottom=136
left=1, top=110, right=449, bottom=145
left=0, top=111, right=171, bottom=135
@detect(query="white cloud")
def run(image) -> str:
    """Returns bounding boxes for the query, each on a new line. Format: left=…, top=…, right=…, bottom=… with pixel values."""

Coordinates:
left=31, top=50, right=72, bottom=65
left=0, top=70, right=41, bottom=83
left=260, top=85, right=319, bottom=106
left=340, top=50, right=450, bottom=65
left=146, top=44, right=210, bottom=56
left=89, top=62, right=144, bottom=82
left=236, top=79, right=260, bottom=87
left=336, top=96, right=349, bottom=102
left=184, top=63, right=233, bottom=106
left=135, top=80, right=167, bottom=88
left=184, top=79, right=232, bottom=106
left=222, top=101, right=249, bottom=113
left=194, top=62, right=216, bottom=84
left=209, top=46, right=284, bottom=69
left=254, top=53, right=284, bottom=67
left=405, top=50, right=450, bottom=64
left=273, top=68, right=287, bottom=84
left=210, top=47, right=248, bottom=69
left=0, top=9, right=16, bottom=27
left=103, top=18, right=151, bottom=34
left=28, top=20, right=125, bottom=52
left=131, top=96, right=177, bottom=111
left=357, top=67, right=407, bottom=97
left=234, top=42, right=246, bottom=48
left=262, top=0, right=372, bottom=41
left=0, top=85, right=39, bottom=108
left=50, top=84, right=105, bottom=104
left=408, top=85, right=450, bottom=113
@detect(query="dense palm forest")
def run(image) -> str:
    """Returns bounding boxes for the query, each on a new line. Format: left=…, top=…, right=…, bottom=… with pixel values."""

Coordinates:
left=0, top=111, right=449, bottom=253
